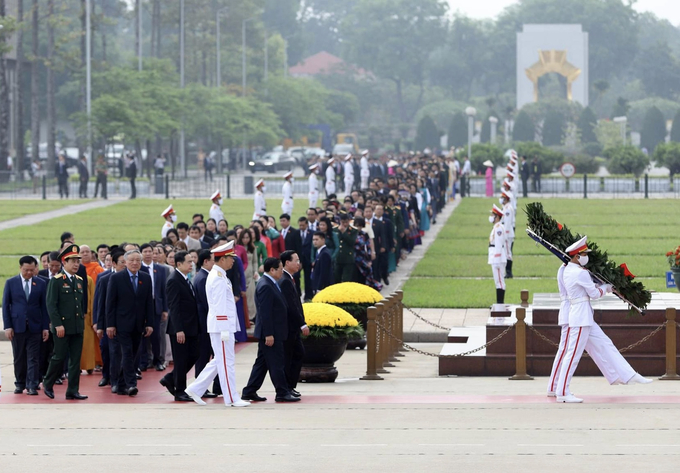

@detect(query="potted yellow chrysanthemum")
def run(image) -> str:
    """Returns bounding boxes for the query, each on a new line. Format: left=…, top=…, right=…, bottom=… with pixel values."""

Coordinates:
left=312, top=282, right=383, bottom=350
left=300, top=302, right=364, bottom=382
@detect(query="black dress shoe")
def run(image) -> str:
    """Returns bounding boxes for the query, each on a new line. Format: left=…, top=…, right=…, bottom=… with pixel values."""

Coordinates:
left=275, top=394, right=301, bottom=402
left=54, top=378, right=63, bottom=385
left=140, top=366, right=148, bottom=372
left=155, top=363, right=165, bottom=372
left=44, top=387, right=55, bottom=399
left=14, top=388, right=24, bottom=394
left=111, top=386, right=119, bottom=394
left=65, top=393, right=88, bottom=400
left=26, top=388, right=38, bottom=396
left=202, top=391, right=218, bottom=399
left=241, top=393, right=267, bottom=402
left=174, top=393, right=193, bottom=402
left=135, top=369, right=142, bottom=380
left=118, top=387, right=138, bottom=396
left=291, top=389, right=301, bottom=398
left=98, top=378, right=110, bottom=387
left=159, top=378, right=176, bottom=396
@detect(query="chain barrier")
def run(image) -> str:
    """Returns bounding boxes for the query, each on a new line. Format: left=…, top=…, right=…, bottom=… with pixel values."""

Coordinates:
left=528, top=322, right=667, bottom=354
left=375, top=319, right=515, bottom=358
left=402, top=304, right=452, bottom=331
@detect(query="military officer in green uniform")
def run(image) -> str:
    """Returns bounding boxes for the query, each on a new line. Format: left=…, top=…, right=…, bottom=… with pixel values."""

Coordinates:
left=43, top=244, right=88, bottom=400
left=333, top=213, right=358, bottom=283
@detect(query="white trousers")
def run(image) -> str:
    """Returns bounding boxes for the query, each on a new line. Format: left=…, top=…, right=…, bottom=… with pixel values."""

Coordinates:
left=491, top=264, right=505, bottom=290
left=308, top=191, right=318, bottom=209
left=281, top=200, right=293, bottom=215
left=344, top=178, right=354, bottom=194
left=187, top=333, right=241, bottom=406
left=360, top=176, right=369, bottom=189
left=505, top=236, right=514, bottom=260
left=325, top=181, right=336, bottom=196
left=554, top=323, right=636, bottom=396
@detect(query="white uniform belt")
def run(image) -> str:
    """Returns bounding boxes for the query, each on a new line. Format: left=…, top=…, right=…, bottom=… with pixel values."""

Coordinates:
left=569, top=296, right=589, bottom=305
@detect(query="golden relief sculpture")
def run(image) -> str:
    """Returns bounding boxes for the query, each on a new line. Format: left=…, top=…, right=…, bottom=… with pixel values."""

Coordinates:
left=525, top=50, right=581, bottom=102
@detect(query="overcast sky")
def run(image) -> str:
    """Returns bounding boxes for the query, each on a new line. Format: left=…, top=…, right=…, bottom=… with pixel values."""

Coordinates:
left=447, top=0, right=680, bottom=25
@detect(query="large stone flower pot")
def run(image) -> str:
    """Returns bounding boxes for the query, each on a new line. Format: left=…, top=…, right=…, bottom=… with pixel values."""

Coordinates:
left=299, top=335, right=348, bottom=383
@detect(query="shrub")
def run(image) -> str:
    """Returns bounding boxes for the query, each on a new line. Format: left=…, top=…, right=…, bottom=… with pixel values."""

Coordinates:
left=604, top=145, right=650, bottom=176
left=470, top=143, right=504, bottom=174
left=415, top=115, right=441, bottom=151
left=514, top=141, right=564, bottom=173
left=670, top=109, right=680, bottom=143
left=512, top=110, right=535, bottom=142
left=653, top=142, right=680, bottom=177
left=447, top=112, right=468, bottom=148
left=542, top=109, right=566, bottom=146
left=640, top=106, right=667, bottom=153
left=577, top=107, right=598, bottom=144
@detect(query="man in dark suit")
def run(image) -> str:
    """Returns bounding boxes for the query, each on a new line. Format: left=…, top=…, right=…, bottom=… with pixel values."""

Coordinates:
left=190, top=225, right=211, bottom=249
left=279, top=213, right=302, bottom=294
left=279, top=251, right=308, bottom=397
left=297, top=217, right=314, bottom=301
left=77, top=155, right=89, bottom=198
left=2, top=256, right=49, bottom=395
left=520, top=156, right=530, bottom=197
left=139, top=243, right=168, bottom=372
left=38, top=251, right=62, bottom=380
left=161, top=251, right=201, bottom=402
left=105, top=249, right=154, bottom=396
left=55, top=153, right=69, bottom=198
left=43, top=245, right=87, bottom=400
left=311, top=231, right=332, bottom=294
left=242, top=257, right=298, bottom=403
left=127, top=153, right=137, bottom=199
left=93, top=249, right=125, bottom=388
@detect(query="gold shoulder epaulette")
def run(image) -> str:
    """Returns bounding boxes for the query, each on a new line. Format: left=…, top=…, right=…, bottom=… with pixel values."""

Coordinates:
left=75, top=275, right=83, bottom=280
left=55, top=273, right=64, bottom=279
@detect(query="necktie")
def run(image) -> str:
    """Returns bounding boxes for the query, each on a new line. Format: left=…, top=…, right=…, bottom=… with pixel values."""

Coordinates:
left=131, top=274, right=138, bottom=293
left=24, top=279, right=30, bottom=300
left=188, top=279, right=195, bottom=296
left=146, top=264, right=155, bottom=298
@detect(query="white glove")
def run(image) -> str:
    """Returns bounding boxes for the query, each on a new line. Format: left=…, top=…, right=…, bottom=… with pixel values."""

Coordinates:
left=604, top=284, right=614, bottom=294
left=220, top=331, right=230, bottom=342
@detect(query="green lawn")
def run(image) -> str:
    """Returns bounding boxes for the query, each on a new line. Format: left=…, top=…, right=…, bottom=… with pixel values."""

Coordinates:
left=402, top=198, right=677, bottom=308
left=0, top=199, right=92, bottom=222
left=0, top=198, right=286, bottom=299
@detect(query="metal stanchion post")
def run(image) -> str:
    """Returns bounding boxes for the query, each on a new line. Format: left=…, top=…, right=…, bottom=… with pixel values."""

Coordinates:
left=394, top=290, right=405, bottom=357
left=644, top=173, right=649, bottom=199
left=165, top=175, right=169, bottom=199
left=509, top=307, right=533, bottom=380
left=382, top=296, right=396, bottom=367
left=388, top=295, right=400, bottom=363
left=583, top=174, right=587, bottom=199
left=660, top=308, right=680, bottom=380
left=361, top=305, right=384, bottom=380
left=42, top=175, right=46, bottom=200
left=227, top=173, right=231, bottom=199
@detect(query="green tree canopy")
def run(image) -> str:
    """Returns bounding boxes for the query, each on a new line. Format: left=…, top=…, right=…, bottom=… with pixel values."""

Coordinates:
left=640, top=106, right=667, bottom=153
left=542, top=109, right=566, bottom=146
left=470, top=143, right=503, bottom=174
left=653, top=142, right=680, bottom=177
left=447, top=112, right=468, bottom=148
left=604, top=145, right=650, bottom=176
left=669, top=110, right=680, bottom=142
left=414, top=115, right=440, bottom=151
left=514, top=141, right=564, bottom=173
left=577, top=107, right=598, bottom=144
left=513, top=110, right=535, bottom=142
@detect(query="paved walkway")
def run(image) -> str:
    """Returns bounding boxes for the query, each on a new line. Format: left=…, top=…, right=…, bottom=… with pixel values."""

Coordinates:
left=0, top=199, right=123, bottom=232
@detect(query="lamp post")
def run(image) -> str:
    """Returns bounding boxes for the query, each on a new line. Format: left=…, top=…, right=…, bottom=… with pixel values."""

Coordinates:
left=613, top=116, right=627, bottom=144
left=86, top=0, right=92, bottom=163
left=216, top=7, right=228, bottom=89
left=179, top=0, right=186, bottom=177
left=465, top=107, right=477, bottom=162
left=489, top=116, right=498, bottom=144
left=137, top=0, right=142, bottom=72
left=242, top=16, right=256, bottom=97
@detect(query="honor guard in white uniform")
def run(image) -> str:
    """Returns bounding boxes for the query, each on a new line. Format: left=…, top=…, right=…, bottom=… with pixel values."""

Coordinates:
left=343, top=154, right=354, bottom=195
left=253, top=179, right=267, bottom=220
left=554, top=236, right=651, bottom=403
left=360, top=150, right=370, bottom=189
left=185, top=242, right=250, bottom=407
left=209, top=190, right=225, bottom=224
left=488, top=205, right=507, bottom=304
left=281, top=171, right=294, bottom=215
left=308, top=163, right=320, bottom=208
left=502, top=178, right=517, bottom=214
left=325, top=158, right=336, bottom=196
left=500, top=190, right=515, bottom=278
left=161, top=205, right=176, bottom=239
left=505, top=171, right=518, bottom=210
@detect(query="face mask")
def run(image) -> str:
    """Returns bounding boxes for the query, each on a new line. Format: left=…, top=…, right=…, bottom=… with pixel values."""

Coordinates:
left=488, top=216, right=495, bottom=224
left=218, top=198, right=223, bottom=205
left=290, top=178, right=295, bottom=183
left=261, top=186, right=267, bottom=192
left=499, top=198, right=504, bottom=205
left=578, top=255, right=589, bottom=266
left=171, top=215, right=177, bottom=222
